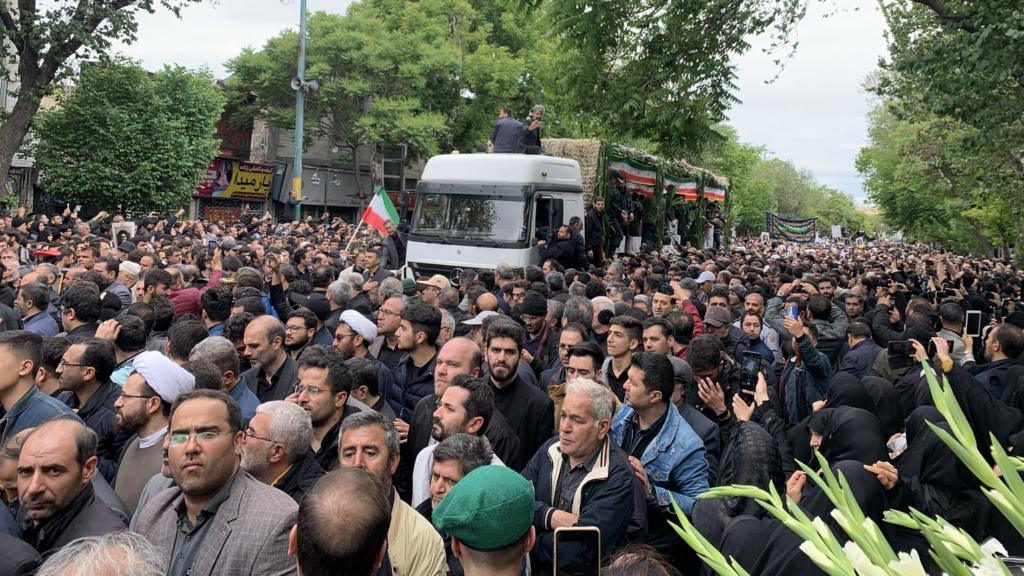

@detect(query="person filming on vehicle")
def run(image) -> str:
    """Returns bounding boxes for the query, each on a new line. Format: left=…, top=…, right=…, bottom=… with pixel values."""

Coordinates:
left=520, top=104, right=544, bottom=154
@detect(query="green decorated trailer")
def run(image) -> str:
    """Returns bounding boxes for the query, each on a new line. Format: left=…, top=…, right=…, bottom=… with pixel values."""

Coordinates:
left=542, top=138, right=731, bottom=253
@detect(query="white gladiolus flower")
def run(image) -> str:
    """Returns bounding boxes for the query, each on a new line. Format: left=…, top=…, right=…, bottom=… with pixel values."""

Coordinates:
left=973, top=557, right=1008, bottom=576
left=939, top=523, right=973, bottom=555
left=888, top=550, right=928, bottom=576
left=843, top=541, right=887, bottom=576
left=980, top=538, right=1007, bottom=558
left=799, top=541, right=836, bottom=572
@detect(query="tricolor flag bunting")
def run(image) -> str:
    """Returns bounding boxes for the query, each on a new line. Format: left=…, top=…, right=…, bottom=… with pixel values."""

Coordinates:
left=361, top=186, right=399, bottom=235
left=608, top=157, right=656, bottom=196
left=705, top=186, right=726, bottom=202
left=664, top=176, right=698, bottom=202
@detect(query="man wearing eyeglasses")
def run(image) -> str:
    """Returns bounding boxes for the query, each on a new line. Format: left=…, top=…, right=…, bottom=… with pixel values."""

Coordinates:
left=112, top=351, right=195, bottom=515
left=240, top=400, right=324, bottom=503
left=133, top=389, right=297, bottom=575
left=57, top=337, right=125, bottom=482
left=290, top=345, right=364, bottom=472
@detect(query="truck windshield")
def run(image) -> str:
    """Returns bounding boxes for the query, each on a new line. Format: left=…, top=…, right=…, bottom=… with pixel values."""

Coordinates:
left=412, top=192, right=528, bottom=243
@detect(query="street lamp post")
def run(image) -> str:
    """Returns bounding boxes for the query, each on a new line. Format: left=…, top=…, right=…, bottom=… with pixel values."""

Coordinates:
left=291, top=0, right=318, bottom=222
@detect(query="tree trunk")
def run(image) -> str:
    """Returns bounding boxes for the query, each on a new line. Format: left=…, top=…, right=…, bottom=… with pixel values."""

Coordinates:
left=0, top=80, right=43, bottom=201
left=964, top=215, right=996, bottom=258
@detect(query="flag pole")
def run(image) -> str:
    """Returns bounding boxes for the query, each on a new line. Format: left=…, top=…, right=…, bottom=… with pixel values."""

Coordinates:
left=344, top=218, right=366, bottom=253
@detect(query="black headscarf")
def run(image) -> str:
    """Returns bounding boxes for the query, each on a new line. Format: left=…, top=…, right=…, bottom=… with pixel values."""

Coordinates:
left=750, top=518, right=829, bottom=576
left=799, top=460, right=888, bottom=539
left=945, top=364, right=1024, bottom=465
left=826, top=372, right=875, bottom=412
left=892, top=406, right=989, bottom=539
left=806, top=407, right=889, bottom=466
left=861, top=376, right=904, bottom=438
left=693, top=422, right=785, bottom=547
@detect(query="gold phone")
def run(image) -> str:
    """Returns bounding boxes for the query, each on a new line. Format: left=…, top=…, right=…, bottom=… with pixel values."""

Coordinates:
left=554, top=526, right=601, bottom=576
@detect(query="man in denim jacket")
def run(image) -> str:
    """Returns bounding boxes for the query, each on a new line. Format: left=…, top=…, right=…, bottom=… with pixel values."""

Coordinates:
left=0, top=331, right=77, bottom=443
left=611, top=351, right=710, bottom=561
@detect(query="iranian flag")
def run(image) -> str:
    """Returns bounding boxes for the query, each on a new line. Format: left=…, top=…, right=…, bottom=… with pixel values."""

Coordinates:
left=705, top=186, right=726, bottom=202
left=361, top=186, right=399, bottom=234
left=608, top=158, right=656, bottom=196
left=664, top=176, right=698, bottom=201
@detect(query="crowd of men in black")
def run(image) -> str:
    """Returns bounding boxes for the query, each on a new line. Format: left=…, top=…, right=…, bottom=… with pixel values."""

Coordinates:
left=1, top=201, right=1023, bottom=576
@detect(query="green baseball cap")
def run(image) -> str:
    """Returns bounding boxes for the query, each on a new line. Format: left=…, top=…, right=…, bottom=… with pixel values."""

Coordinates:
left=432, top=465, right=534, bottom=551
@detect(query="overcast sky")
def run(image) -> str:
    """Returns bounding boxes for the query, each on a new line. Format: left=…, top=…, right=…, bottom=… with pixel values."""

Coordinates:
left=114, top=0, right=886, bottom=204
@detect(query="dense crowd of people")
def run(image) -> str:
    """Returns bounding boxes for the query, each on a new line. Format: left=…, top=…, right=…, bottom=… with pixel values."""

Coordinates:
left=0, top=202, right=1023, bottom=576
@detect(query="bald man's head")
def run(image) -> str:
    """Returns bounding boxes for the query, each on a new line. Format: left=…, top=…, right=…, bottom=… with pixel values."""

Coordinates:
left=433, top=337, right=483, bottom=396
left=18, top=417, right=97, bottom=522
left=243, top=315, right=286, bottom=369
left=476, top=292, right=498, bottom=312
left=292, top=468, right=390, bottom=576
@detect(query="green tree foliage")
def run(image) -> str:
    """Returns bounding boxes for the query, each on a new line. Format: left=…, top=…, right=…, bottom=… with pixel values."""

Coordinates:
left=34, top=60, right=223, bottom=212
left=698, top=126, right=775, bottom=235
left=701, top=127, right=865, bottom=236
left=531, top=0, right=807, bottom=159
left=872, top=0, right=1024, bottom=259
left=0, top=0, right=201, bottom=199
left=226, top=0, right=549, bottom=192
left=856, top=104, right=1016, bottom=257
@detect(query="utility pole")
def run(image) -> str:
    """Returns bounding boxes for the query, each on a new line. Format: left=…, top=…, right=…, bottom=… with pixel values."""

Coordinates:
left=291, top=0, right=310, bottom=222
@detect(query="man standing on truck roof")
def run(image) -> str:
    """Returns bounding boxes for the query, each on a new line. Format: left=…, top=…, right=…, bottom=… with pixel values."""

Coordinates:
left=490, top=107, right=524, bottom=154
left=521, top=105, right=544, bottom=154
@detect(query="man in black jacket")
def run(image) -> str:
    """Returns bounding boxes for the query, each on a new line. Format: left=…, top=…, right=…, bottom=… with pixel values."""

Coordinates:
left=520, top=377, right=637, bottom=570
left=57, top=338, right=127, bottom=482
left=486, top=319, right=554, bottom=464
left=538, top=225, right=580, bottom=271
left=17, top=417, right=127, bottom=556
left=241, top=315, right=299, bottom=402
left=584, top=199, right=605, bottom=267
left=401, top=338, right=521, bottom=495
left=241, top=400, right=324, bottom=503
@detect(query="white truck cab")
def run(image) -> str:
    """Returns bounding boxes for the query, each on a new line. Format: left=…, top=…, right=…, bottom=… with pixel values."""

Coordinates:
left=404, top=153, right=584, bottom=284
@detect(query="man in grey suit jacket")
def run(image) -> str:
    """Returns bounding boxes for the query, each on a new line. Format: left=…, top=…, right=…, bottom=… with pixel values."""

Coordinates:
left=134, top=389, right=297, bottom=576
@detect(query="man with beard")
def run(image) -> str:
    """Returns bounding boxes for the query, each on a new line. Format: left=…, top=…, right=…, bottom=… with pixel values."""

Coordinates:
left=389, top=303, right=441, bottom=421
left=240, top=400, right=324, bottom=503
left=400, top=337, right=521, bottom=499
left=17, top=417, right=126, bottom=555
left=112, top=351, right=195, bottom=514
left=369, top=294, right=406, bottom=372
left=486, top=319, right=554, bottom=463
left=339, top=411, right=445, bottom=576
left=410, top=376, right=503, bottom=506
left=519, top=291, right=559, bottom=377
left=293, top=345, right=363, bottom=471
left=241, top=315, right=299, bottom=402
left=538, top=225, right=581, bottom=271
left=133, top=390, right=297, bottom=574
left=285, top=308, right=317, bottom=360
left=334, top=309, right=394, bottom=409
left=189, top=336, right=259, bottom=429
left=734, top=290, right=781, bottom=361
left=413, top=434, right=496, bottom=576
left=57, top=338, right=125, bottom=482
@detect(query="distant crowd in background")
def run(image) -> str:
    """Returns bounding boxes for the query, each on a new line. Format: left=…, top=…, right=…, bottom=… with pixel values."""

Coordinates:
left=1, top=200, right=1023, bottom=576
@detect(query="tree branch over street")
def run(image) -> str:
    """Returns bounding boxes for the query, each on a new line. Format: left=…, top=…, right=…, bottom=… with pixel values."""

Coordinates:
left=0, top=0, right=201, bottom=199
